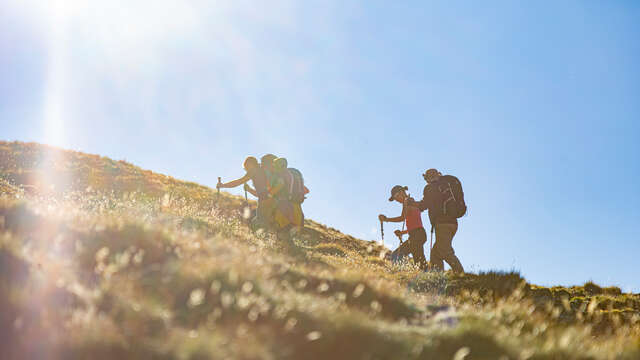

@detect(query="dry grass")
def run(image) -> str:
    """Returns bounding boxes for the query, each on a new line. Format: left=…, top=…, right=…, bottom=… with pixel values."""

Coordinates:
left=1, top=141, right=639, bottom=360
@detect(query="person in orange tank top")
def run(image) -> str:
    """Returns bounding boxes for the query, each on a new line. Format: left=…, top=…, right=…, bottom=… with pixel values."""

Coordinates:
left=379, top=185, right=428, bottom=271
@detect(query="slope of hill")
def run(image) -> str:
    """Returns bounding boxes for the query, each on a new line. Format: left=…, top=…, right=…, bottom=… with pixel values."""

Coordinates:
left=1, top=141, right=639, bottom=360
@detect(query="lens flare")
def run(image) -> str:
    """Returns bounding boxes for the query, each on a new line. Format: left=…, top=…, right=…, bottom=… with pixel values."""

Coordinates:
left=42, top=0, right=71, bottom=148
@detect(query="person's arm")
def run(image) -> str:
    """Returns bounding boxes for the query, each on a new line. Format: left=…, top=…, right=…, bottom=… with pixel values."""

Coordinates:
left=383, top=198, right=419, bottom=222
left=393, top=229, right=408, bottom=243
left=409, top=190, right=430, bottom=211
left=218, top=173, right=251, bottom=189
left=384, top=215, right=404, bottom=223
left=379, top=211, right=405, bottom=223
left=243, top=183, right=258, bottom=197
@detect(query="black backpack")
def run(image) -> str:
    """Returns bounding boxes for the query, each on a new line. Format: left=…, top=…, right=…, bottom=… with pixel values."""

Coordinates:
left=436, top=175, right=467, bottom=218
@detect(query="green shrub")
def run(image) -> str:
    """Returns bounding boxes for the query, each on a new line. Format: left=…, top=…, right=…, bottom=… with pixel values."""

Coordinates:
left=584, top=281, right=603, bottom=295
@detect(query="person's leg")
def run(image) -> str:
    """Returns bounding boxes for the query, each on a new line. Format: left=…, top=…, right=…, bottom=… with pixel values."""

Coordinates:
left=273, top=211, right=288, bottom=229
left=430, top=227, right=445, bottom=271
left=291, top=202, right=304, bottom=230
left=276, top=225, right=295, bottom=249
left=434, top=223, right=464, bottom=273
left=408, top=228, right=428, bottom=270
left=250, top=199, right=266, bottom=231
left=391, top=241, right=411, bottom=263
left=255, top=198, right=270, bottom=223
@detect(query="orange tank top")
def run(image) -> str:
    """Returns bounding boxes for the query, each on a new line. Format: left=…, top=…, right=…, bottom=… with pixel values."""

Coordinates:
left=404, top=204, right=423, bottom=231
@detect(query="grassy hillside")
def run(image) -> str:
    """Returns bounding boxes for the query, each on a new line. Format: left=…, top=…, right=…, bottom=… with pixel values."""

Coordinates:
left=1, top=141, right=639, bottom=360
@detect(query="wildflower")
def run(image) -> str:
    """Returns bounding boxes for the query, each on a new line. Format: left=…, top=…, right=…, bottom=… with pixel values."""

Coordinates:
left=221, top=292, right=234, bottom=308
left=188, top=288, right=206, bottom=307
left=306, top=331, right=322, bottom=341
left=317, top=282, right=330, bottom=293
left=453, top=347, right=470, bottom=360
left=95, top=247, right=110, bottom=262
left=370, top=300, right=382, bottom=313
left=353, top=284, right=365, bottom=298
left=242, top=281, right=254, bottom=294
left=296, top=279, right=308, bottom=289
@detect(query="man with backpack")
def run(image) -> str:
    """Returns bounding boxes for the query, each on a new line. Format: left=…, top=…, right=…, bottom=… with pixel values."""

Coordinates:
left=413, top=168, right=465, bottom=273
left=269, top=158, right=304, bottom=230
left=379, top=185, right=428, bottom=271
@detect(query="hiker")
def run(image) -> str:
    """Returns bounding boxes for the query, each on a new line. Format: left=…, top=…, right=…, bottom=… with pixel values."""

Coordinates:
left=242, top=153, right=278, bottom=199
left=270, top=158, right=304, bottom=230
left=412, top=168, right=465, bottom=273
left=248, top=157, right=308, bottom=231
left=379, top=185, right=428, bottom=271
left=216, top=156, right=273, bottom=227
left=261, top=153, right=277, bottom=186
left=241, top=153, right=275, bottom=199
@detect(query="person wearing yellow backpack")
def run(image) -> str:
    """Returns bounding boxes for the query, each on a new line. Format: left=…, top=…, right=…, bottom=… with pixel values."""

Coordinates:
left=269, top=158, right=305, bottom=231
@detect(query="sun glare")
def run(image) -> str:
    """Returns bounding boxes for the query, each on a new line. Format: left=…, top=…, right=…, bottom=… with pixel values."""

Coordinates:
left=34, top=0, right=203, bottom=148
left=42, top=0, right=76, bottom=148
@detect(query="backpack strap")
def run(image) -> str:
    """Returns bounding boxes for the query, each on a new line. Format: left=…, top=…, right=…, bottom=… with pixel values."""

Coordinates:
left=287, top=169, right=295, bottom=195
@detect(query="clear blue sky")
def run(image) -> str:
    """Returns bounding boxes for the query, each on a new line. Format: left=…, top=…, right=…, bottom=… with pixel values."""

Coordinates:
left=1, top=1, right=639, bottom=291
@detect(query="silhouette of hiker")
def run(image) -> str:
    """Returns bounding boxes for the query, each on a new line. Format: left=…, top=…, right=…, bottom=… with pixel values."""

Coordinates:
left=379, top=185, right=428, bottom=271
left=217, top=156, right=272, bottom=227
left=413, top=169, right=465, bottom=273
left=261, top=153, right=277, bottom=187
left=269, top=158, right=305, bottom=231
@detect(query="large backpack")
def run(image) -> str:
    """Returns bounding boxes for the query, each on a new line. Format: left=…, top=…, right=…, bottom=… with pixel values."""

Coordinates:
left=436, top=175, right=466, bottom=218
left=286, top=168, right=306, bottom=203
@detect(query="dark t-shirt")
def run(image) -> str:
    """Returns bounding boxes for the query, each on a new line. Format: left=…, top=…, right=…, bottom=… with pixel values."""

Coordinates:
left=247, top=167, right=269, bottom=199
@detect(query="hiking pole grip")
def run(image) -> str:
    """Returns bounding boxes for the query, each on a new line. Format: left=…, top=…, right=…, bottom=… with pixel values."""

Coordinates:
left=430, top=226, right=434, bottom=250
left=394, top=230, right=403, bottom=244
left=428, top=226, right=434, bottom=271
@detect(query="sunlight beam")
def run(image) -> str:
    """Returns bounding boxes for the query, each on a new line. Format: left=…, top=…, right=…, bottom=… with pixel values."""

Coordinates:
left=42, top=0, right=71, bottom=148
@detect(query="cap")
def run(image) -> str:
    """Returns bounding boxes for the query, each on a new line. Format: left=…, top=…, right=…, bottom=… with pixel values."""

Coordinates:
left=423, top=168, right=441, bottom=182
left=388, top=185, right=408, bottom=201
left=274, top=157, right=288, bottom=171
left=261, top=154, right=277, bottom=164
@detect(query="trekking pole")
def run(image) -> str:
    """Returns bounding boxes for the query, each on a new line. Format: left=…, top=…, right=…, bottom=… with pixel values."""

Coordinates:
left=380, top=220, right=384, bottom=246
left=398, top=197, right=407, bottom=244
left=394, top=230, right=403, bottom=244
left=430, top=226, right=434, bottom=251
left=217, top=177, right=221, bottom=201
left=429, top=226, right=434, bottom=270
left=243, top=184, right=250, bottom=211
